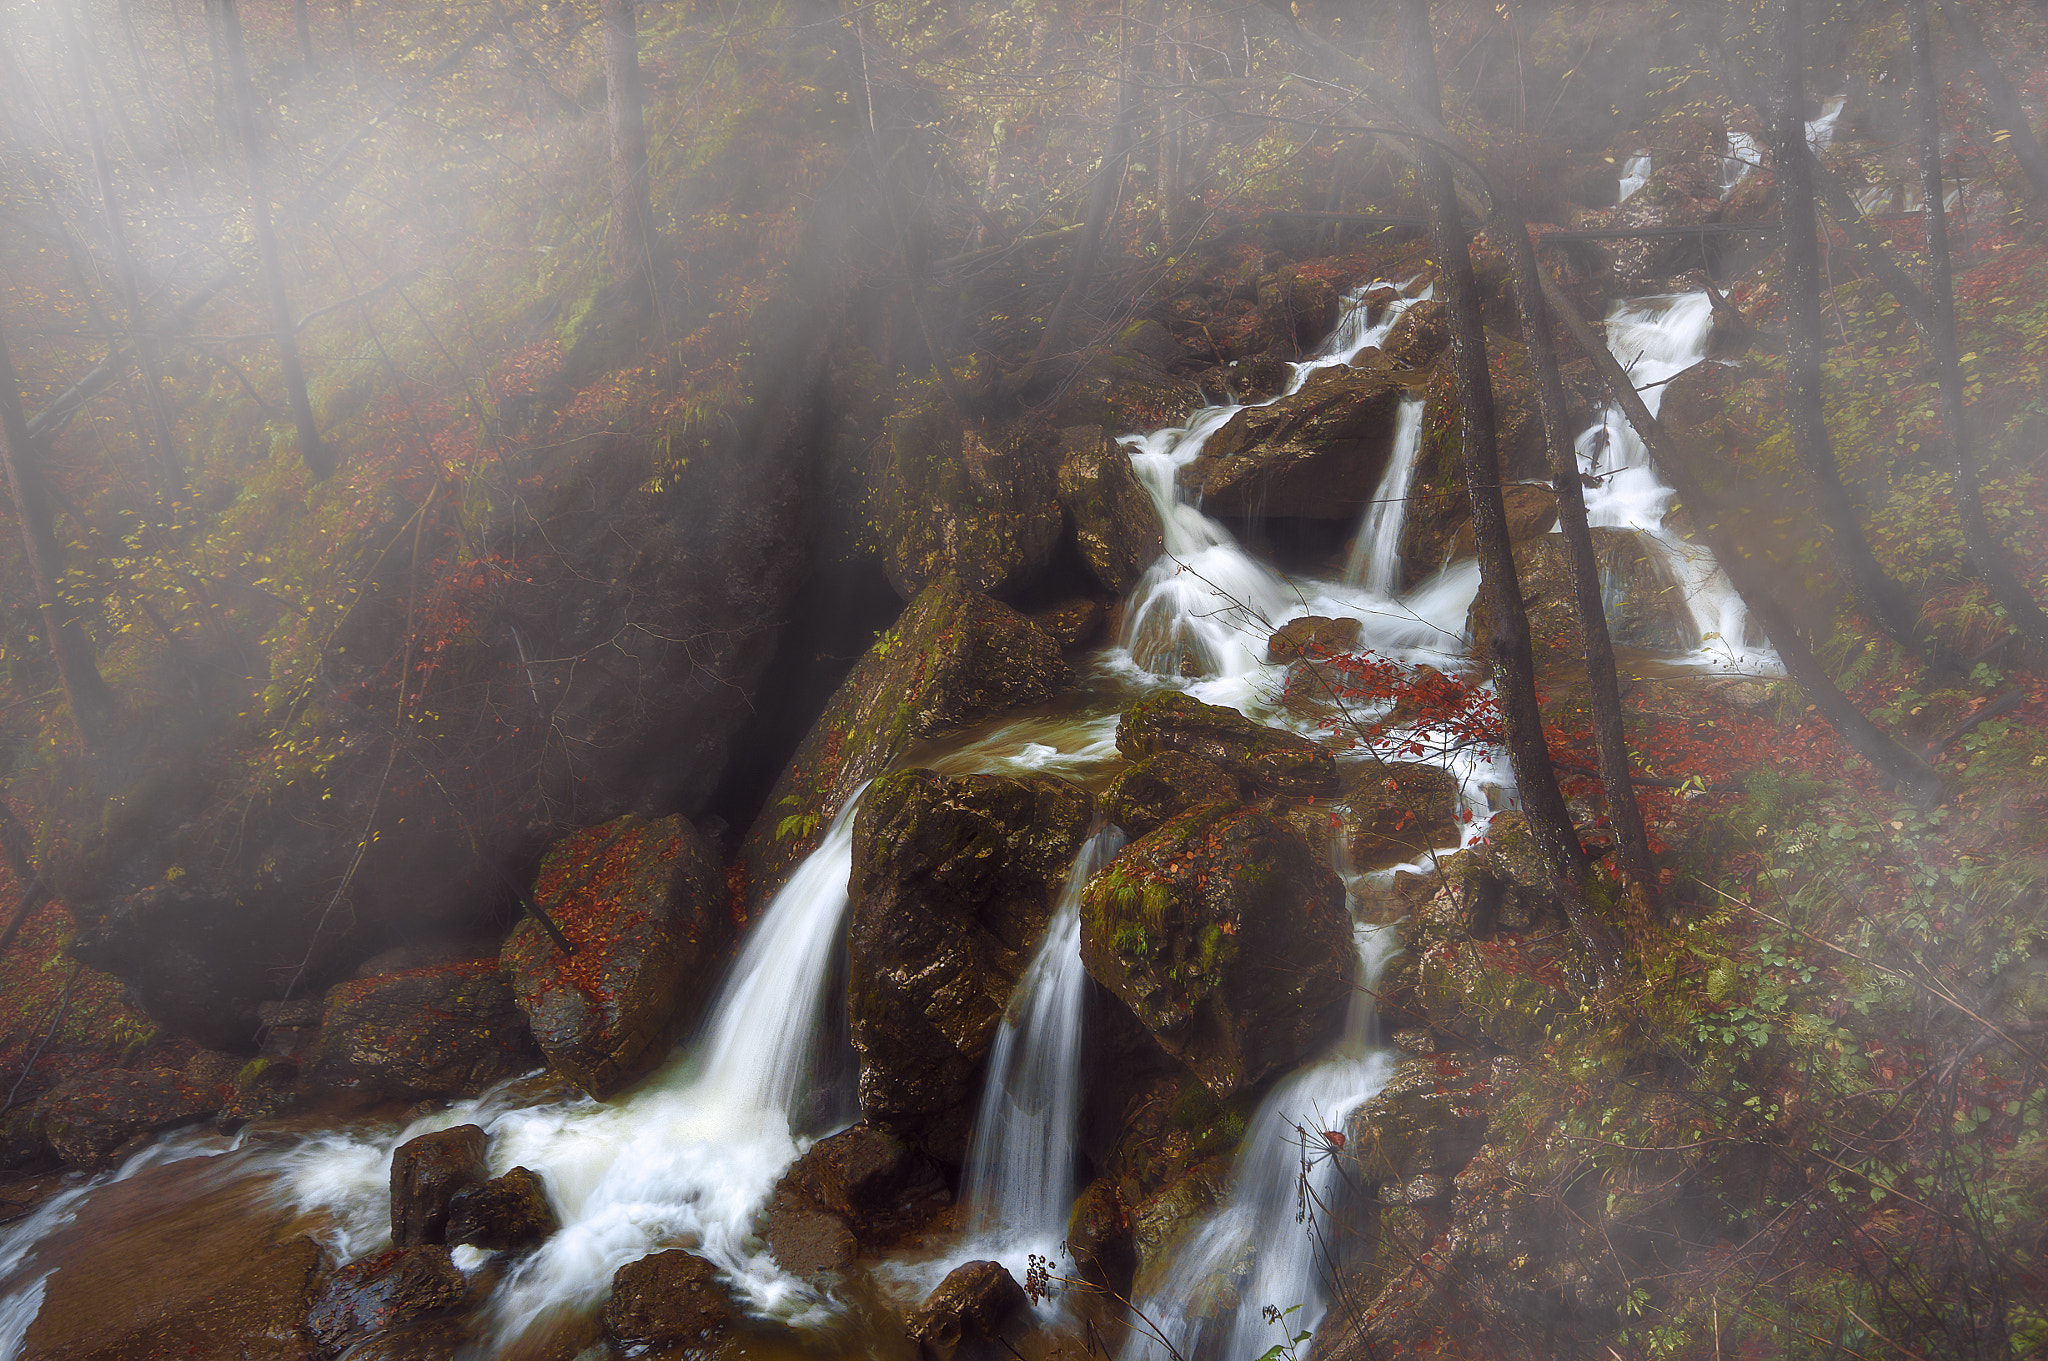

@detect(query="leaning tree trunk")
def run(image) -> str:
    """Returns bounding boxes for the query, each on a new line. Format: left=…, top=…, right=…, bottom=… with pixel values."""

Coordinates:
left=1932, top=0, right=2048, bottom=213
left=0, top=331, right=119, bottom=749
left=1770, top=0, right=1921, bottom=649
left=601, top=0, right=654, bottom=298
left=1909, top=0, right=2048, bottom=656
left=214, top=0, right=332, bottom=480
left=1398, top=0, right=1620, bottom=983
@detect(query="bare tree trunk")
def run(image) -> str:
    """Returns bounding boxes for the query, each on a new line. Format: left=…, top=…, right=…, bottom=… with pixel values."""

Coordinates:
left=1909, top=0, right=2048, bottom=654
left=214, top=0, right=333, bottom=480
left=1931, top=0, right=2048, bottom=211
left=0, top=333, right=119, bottom=749
left=1398, top=0, right=1619, bottom=982
left=1770, top=0, right=1920, bottom=648
left=295, top=0, right=314, bottom=66
left=601, top=0, right=654, bottom=297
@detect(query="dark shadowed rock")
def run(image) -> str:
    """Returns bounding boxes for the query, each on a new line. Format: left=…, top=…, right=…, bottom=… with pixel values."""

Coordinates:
left=602, top=1250, right=736, bottom=1352
left=1117, top=691, right=1337, bottom=799
left=1055, top=426, right=1164, bottom=594
left=1380, top=297, right=1451, bottom=369
left=872, top=403, right=1065, bottom=601
left=1179, top=367, right=1418, bottom=520
left=1026, top=597, right=1104, bottom=650
left=905, top=1259, right=1029, bottom=1354
left=306, top=1245, right=466, bottom=1354
left=446, top=1166, right=558, bottom=1252
left=302, top=962, right=539, bottom=1101
left=764, top=1123, right=949, bottom=1275
left=1103, top=751, right=1243, bottom=840
left=848, top=769, right=1094, bottom=1160
left=1465, top=528, right=1694, bottom=670
left=33, top=1068, right=216, bottom=1170
left=390, top=1124, right=488, bottom=1247
left=1066, top=1177, right=1135, bottom=1294
left=1080, top=805, right=1353, bottom=1097
left=503, top=812, right=727, bottom=1097
left=739, top=580, right=1071, bottom=912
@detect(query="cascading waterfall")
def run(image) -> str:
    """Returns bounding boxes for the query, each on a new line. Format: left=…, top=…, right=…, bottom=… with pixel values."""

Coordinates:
left=1343, top=396, right=1426, bottom=595
left=1721, top=129, right=1763, bottom=194
left=957, top=828, right=1125, bottom=1257
left=1117, top=924, right=1400, bottom=1361
left=1572, top=292, right=1776, bottom=670
left=1617, top=151, right=1653, bottom=204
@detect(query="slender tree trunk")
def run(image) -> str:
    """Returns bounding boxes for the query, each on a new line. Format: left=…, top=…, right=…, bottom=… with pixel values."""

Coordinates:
left=1399, top=0, right=1619, bottom=981
left=294, top=0, right=314, bottom=66
left=1770, top=0, right=1920, bottom=648
left=1931, top=0, right=2048, bottom=211
left=214, top=0, right=333, bottom=480
left=600, top=0, right=654, bottom=296
left=0, top=334, right=119, bottom=749
left=1909, top=0, right=2048, bottom=654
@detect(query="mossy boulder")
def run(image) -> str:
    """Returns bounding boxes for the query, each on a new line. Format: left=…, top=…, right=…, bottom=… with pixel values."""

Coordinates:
left=1046, top=318, right=1203, bottom=433
left=1055, top=425, right=1164, bottom=594
left=847, top=768, right=1095, bottom=1160
left=1079, top=805, right=1353, bottom=1098
left=502, top=812, right=727, bottom=1098
left=871, top=403, right=1065, bottom=601
left=1117, top=692, right=1338, bottom=799
left=1104, top=751, right=1243, bottom=840
left=1464, top=528, right=1694, bottom=671
left=739, top=580, right=1071, bottom=910
left=1342, top=762, right=1462, bottom=871
left=302, top=961, right=539, bottom=1101
left=1380, top=298, right=1451, bottom=369
left=1178, top=366, right=1420, bottom=520
left=34, top=1067, right=220, bottom=1170
left=1342, top=1054, right=1493, bottom=1185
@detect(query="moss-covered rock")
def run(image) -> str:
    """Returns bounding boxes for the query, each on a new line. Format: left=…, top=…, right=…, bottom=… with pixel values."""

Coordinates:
left=1178, top=365, right=1420, bottom=520
left=848, top=768, right=1094, bottom=1160
left=1265, top=615, right=1364, bottom=664
left=739, top=580, right=1071, bottom=910
left=1104, top=751, right=1244, bottom=841
left=1342, top=1054, right=1492, bottom=1185
left=1342, top=762, right=1462, bottom=871
left=1080, top=804, right=1353, bottom=1097
left=1055, top=425, right=1164, bottom=594
left=1380, top=298, right=1451, bottom=369
left=871, top=403, right=1065, bottom=601
left=1464, top=528, right=1695, bottom=670
left=302, top=962, right=539, bottom=1101
left=502, top=812, right=727, bottom=1098
left=1117, top=692, right=1338, bottom=799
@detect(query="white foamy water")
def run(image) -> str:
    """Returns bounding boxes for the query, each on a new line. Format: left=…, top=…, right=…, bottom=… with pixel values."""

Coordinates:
left=1617, top=151, right=1653, bottom=204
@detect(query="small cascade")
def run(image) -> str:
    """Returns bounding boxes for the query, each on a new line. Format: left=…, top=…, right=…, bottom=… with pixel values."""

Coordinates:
left=1617, top=151, right=1653, bottom=204
left=957, top=828, right=1126, bottom=1256
left=1573, top=293, right=1774, bottom=669
left=271, top=791, right=874, bottom=1350
left=1342, top=396, right=1426, bottom=594
left=1116, top=924, right=1400, bottom=1361
left=1806, top=95, right=1847, bottom=150
left=1721, top=129, right=1762, bottom=195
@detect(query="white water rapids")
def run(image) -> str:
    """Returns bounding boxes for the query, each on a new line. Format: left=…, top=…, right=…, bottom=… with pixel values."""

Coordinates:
left=0, top=273, right=1769, bottom=1360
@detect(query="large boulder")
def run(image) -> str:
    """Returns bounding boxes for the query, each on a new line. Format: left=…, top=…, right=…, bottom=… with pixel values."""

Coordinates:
left=1576, top=158, right=1728, bottom=290
left=389, top=1124, right=489, bottom=1247
left=1079, top=805, right=1354, bottom=1097
left=445, top=1166, right=558, bottom=1253
left=871, top=404, right=1065, bottom=602
left=763, top=1123, right=950, bottom=1275
left=1342, top=762, right=1463, bottom=871
left=905, top=1260, right=1030, bottom=1355
left=1380, top=298, right=1451, bottom=369
left=1103, top=751, right=1243, bottom=841
left=502, top=812, right=728, bottom=1097
left=848, top=768, right=1094, bottom=1159
left=1464, top=529, right=1695, bottom=670
left=1117, top=692, right=1338, bottom=799
left=1055, top=425, right=1164, bottom=594
left=1177, top=367, right=1419, bottom=520
left=738, top=580, right=1071, bottom=912
left=305, top=1246, right=467, bottom=1355
left=34, top=1067, right=218, bottom=1170
left=301, top=962, right=539, bottom=1101
left=602, top=1250, right=737, bottom=1355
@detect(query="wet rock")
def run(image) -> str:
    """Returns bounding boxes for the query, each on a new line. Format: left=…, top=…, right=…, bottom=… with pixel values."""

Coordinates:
left=390, top=1124, right=489, bottom=1247
left=503, top=812, right=728, bottom=1098
left=1117, top=691, right=1338, bottom=799
left=1104, top=751, right=1243, bottom=840
left=1129, top=1158, right=1233, bottom=1290
left=1048, top=319, right=1203, bottom=431
left=1577, top=160, right=1728, bottom=290
left=872, top=404, right=1065, bottom=602
left=1342, top=763, right=1462, bottom=871
left=1080, top=805, right=1353, bottom=1098
left=332, top=1316, right=472, bottom=1360
left=1199, top=354, right=1295, bottom=405
left=35, top=1067, right=216, bottom=1170
left=1248, top=266, right=1339, bottom=359
left=445, top=1166, right=558, bottom=1252
left=1343, top=1054, right=1492, bottom=1185
left=1380, top=298, right=1451, bottom=368
left=1464, top=529, right=1694, bottom=671
left=0, top=1106, right=55, bottom=1174
left=1066, top=1177, right=1135, bottom=1294
left=1444, top=484, right=1559, bottom=558
left=256, top=997, right=324, bottom=1065
left=763, top=1124, right=952, bottom=1275
left=848, top=769, right=1094, bottom=1160
left=301, top=962, right=540, bottom=1102
left=739, top=580, right=1071, bottom=912
left=905, top=1259, right=1029, bottom=1354
left=1026, top=597, right=1104, bottom=650
left=306, top=1245, right=466, bottom=1354
left=602, top=1249, right=736, bottom=1353
left=1266, top=615, right=1364, bottom=664
left=1178, top=367, right=1419, bottom=520
left=1056, top=425, right=1164, bottom=595
left=215, top=1057, right=302, bottom=1134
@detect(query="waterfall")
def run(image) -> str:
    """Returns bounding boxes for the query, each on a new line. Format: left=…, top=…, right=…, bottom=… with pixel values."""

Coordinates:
left=957, top=828, right=1125, bottom=1261
left=1342, top=396, right=1426, bottom=594
left=1617, top=151, right=1653, bottom=204
left=1116, top=924, right=1400, bottom=1361
left=1806, top=96, right=1847, bottom=150
left=1721, top=129, right=1762, bottom=195
left=266, top=790, right=873, bottom=1350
